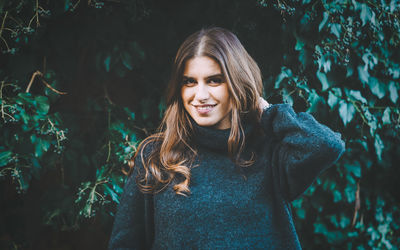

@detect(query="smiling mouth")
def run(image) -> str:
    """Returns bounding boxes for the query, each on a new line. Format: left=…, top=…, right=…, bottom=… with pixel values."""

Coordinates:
left=193, top=104, right=217, bottom=114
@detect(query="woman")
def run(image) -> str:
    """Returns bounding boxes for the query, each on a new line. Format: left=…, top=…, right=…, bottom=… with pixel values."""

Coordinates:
left=109, top=27, right=345, bottom=249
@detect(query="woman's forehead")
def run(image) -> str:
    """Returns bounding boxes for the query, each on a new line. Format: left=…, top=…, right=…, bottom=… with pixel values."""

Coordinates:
left=183, top=56, right=222, bottom=77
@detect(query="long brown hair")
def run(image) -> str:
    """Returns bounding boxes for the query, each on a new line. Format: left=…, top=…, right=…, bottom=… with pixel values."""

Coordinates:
left=131, top=27, right=264, bottom=196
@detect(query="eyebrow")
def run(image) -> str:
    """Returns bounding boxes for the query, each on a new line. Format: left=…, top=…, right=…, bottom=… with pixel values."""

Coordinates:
left=182, top=74, right=224, bottom=79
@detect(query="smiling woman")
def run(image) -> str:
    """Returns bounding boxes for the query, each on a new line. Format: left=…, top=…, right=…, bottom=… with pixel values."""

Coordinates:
left=108, top=27, right=345, bottom=249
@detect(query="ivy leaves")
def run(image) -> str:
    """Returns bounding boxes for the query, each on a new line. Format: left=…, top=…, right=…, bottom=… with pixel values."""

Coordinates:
left=338, top=100, right=355, bottom=126
left=0, top=151, right=12, bottom=167
left=0, top=84, right=66, bottom=192
left=268, top=0, right=400, bottom=248
left=100, top=41, right=146, bottom=77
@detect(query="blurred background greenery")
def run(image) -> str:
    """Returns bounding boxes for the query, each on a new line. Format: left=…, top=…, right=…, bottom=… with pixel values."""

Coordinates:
left=0, top=0, right=399, bottom=249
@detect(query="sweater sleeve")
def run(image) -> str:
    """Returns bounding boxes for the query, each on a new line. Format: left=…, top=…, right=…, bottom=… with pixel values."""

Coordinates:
left=261, top=104, right=345, bottom=202
left=108, top=149, right=153, bottom=250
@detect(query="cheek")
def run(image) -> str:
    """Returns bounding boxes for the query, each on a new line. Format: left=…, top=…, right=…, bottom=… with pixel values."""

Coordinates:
left=180, top=87, right=188, bottom=103
left=181, top=87, right=193, bottom=106
left=218, top=86, right=232, bottom=109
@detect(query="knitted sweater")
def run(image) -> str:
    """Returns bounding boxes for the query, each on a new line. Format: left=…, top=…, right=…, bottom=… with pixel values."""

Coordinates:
left=108, top=103, right=346, bottom=250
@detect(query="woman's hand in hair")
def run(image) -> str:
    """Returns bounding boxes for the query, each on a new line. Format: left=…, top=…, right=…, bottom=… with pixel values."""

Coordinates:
left=259, top=97, right=271, bottom=111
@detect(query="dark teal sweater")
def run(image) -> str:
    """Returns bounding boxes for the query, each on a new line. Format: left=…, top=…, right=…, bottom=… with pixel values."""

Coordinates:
left=108, top=104, right=345, bottom=249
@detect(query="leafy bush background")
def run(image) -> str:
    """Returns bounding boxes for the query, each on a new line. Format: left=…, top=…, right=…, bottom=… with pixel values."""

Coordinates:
left=1, top=0, right=399, bottom=249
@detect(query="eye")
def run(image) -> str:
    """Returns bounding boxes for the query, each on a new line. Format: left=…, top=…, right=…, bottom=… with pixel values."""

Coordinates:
left=208, top=77, right=223, bottom=85
left=182, top=78, right=196, bottom=87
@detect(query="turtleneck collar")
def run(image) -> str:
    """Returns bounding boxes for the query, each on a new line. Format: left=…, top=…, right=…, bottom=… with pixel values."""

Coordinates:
left=191, top=118, right=255, bottom=153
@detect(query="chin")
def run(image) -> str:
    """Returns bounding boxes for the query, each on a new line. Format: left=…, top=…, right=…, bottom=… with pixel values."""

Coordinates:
left=193, top=117, right=217, bottom=127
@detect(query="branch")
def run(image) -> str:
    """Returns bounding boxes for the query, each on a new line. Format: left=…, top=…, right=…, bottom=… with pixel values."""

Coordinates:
left=0, top=36, right=9, bottom=51
left=0, top=11, right=7, bottom=37
left=352, top=180, right=361, bottom=227
left=28, top=0, right=40, bottom=28
left=25, top=71, right=42, bottom=93
left=0, top=81, right=16, bottom=121
left=25, top=70, right=67, bottom=95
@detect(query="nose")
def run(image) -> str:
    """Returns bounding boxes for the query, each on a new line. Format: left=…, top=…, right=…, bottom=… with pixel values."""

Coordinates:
left=195, top=82, right=209, bottom=102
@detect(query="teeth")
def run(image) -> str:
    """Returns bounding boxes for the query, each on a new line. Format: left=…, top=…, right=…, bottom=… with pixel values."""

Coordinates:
left=197, top=105, right=214, bottom=110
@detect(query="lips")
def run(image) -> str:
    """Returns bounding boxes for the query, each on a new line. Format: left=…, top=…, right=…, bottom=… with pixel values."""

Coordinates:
left=193, top=104, right=217, bottom=114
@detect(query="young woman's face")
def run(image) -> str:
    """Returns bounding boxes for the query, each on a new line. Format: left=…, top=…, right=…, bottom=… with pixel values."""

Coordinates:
left=181, top=56, right=232, bottom=130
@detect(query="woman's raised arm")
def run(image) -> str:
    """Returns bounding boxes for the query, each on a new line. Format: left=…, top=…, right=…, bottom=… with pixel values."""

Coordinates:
left=261, top=103, right=345, bottom=202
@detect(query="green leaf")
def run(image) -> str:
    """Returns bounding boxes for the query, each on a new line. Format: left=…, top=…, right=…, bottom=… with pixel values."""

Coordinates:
left=339, top=216, right=350, bottom=229
left=316, top=71, right=330, bottom=91
left=389, top=66, right=400, bottom=79
left=330, top=23, right=341, bottom=38
left=123, top=107, right=135, bottom=120
left=345, top=161, right=361, bottom=178
left=275, top=67, right=292, bottom=89
left=64, top=0, right=71, bottom=11
left=345, top=184, right=355, bottom=203
left=356, top=139, right=368, bottom=152
left=364, top=109, right=378, bottom=136
left=369, top=77, right=386, bottom=99
left=319, top=12, right=329, bottom=31
left=129, top=41, right=146, bottom=61
left=96, top=165, right=108, bottom=179
left=82, top=203, right=93, bottom=218
left=323, top=59, right=331, bottom=73
left=16, top=93, right=34, bottom=105
left=31, top=157, right=42, bottom=179
left=333, top=190, right=342, bottom=203
left=103, top=184, right=119, bottom=203
left=19, top=110, right=30, bottom=125
left=374, top=134, right=384, bottom=161
left=368, top=120, right=377, bottom=137
left=346, top=65, right=353, bottom=77
left=314, top=222, right=326, bottom=234
left=339, top=100, right=355, bottom=126
left=35, top=96, right=50, bottom=115
left=388, top=81, right=398, bottom=103
left=357, top=66, right=369, bottom=85
left=111, top=175, right=124, bottom=194
left=322, top=179, right=336, bottom=191
left=31, top=135, right=51, bottom=158
left=362, top=51, right=377, bottom=70
left=121, top=51, right=133, bottom=70
left=0, top=151, right=12, bottom=167
left=158, top=101, right=166, bottom=119
left=330, top=215, right=339, bottom=228
left=360, top=4, right=372, bottom=26
left=306, top=89, right=323, bottom=113
left=295, top=39, right=304, bottom=51
left=382, top=108, right=391, bottom=125
left=328, top=91, right=339, bottom=109
left=296, top=207, right=306, bottom=219
left=18, top=170, right=31, bottom=191
left=327, top=230, right=346, bottom=244
left=349, top=90, right=367, bottom=104
left=104, top=56, right=111, bottom=72
left=328, top=88, right=342, bottom=109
